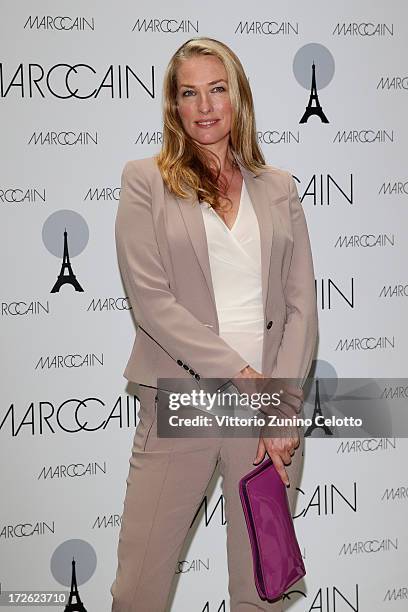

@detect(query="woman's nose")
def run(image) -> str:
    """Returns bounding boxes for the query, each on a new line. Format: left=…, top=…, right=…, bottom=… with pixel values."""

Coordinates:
left=197, top=93, right=213, bottom=113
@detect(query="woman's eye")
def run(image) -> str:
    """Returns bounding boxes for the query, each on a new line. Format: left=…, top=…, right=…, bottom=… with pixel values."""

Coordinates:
left=181, top=85, right=225, bottom=98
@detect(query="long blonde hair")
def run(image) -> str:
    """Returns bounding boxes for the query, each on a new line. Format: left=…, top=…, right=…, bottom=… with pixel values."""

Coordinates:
left=155, top=37, right=266, bottom=211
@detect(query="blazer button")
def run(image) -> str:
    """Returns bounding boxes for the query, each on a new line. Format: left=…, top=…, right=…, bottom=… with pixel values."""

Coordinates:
left=189, top=369, right=195, bottom=375
left=183, top=364, right=189, bottom=370
left=177, top=359, right=183, bottom=366
left=266, top=320, right=273, bottom=329
left=194, top=373, right=200, bottom=380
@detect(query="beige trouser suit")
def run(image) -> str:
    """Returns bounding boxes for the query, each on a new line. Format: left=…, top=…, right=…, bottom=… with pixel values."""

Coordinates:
left=110, top=384, right=305, bottom=612
left=110, top=156, right=318, bottom=611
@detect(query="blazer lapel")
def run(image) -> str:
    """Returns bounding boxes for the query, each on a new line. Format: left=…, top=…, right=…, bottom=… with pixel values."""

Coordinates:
left=238, top=161, right=274, bottom=315
left=176, top=190, right=218, bottom=314
left=176, top=159, right=274, bottom=319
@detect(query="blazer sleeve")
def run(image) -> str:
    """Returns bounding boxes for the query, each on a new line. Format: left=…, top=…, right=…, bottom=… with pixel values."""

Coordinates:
left=115, top=160, right=249, bottom=380
left=270, top=173, right=318, bottom=387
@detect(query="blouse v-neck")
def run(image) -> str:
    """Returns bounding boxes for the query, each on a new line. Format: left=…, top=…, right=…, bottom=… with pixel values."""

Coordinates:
left=200, top=176, right=261, bottom=273
left=199, top=175, right=264, bottom=373
left=204, top=177, right=244, bottom=233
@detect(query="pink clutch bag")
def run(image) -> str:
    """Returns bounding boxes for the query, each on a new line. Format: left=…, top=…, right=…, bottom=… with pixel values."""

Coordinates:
left=238, top=457, right=306, bottom=601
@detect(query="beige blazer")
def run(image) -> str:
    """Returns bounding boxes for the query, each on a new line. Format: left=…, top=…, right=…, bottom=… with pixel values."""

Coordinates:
left=115, top=155, right=318, bottom=391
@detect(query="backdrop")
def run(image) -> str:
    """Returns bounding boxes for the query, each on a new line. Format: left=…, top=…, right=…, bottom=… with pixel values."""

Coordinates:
left=1, top=1, right=407, bottom=610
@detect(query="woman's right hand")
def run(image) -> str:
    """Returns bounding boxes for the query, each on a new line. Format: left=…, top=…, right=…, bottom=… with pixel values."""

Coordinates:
left=237, top=364, right=263, bottom=376
left=231, top=365, right=303, bottom=417
left=253, top=423, right=300, bottom=486
left=231, top=365, right=303, bottom=484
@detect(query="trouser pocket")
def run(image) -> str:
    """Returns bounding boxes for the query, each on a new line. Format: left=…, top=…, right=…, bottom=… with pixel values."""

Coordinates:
left=142, top=393, right=158, bottom=451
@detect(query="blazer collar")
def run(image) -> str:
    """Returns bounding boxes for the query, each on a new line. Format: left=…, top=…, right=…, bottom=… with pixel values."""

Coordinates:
left=176, top=158, right=273, bottom=327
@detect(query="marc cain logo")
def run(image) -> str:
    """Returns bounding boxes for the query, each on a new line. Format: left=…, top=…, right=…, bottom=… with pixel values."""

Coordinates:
left=0, top=63, right=155, bottom=99
left=23, top=16, right=95, bottom=31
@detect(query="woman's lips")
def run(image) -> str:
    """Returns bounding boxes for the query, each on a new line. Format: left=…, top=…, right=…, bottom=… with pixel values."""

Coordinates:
left=195, top=119, right=219, bottom=128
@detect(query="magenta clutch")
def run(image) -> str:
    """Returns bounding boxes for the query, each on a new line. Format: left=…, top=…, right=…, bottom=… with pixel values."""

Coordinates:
left=238, top=457, right=306, bottom=601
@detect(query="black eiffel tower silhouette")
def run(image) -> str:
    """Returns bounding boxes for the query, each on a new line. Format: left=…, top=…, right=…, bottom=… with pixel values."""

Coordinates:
left=64, top=557, right=87, bottom=611
left=51, top=228, right=84, bottom=293
left=304, top=379, right=333, bottom=437
left=299, top=61, right=329, bottom=124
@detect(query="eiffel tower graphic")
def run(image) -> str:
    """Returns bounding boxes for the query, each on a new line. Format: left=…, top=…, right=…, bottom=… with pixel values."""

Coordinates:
left=51, top=228, right=84, bottom=293
left=304, top=379, right=333, bottom=437
left=63, top=557, right=87, bottom=611
left=299, top=61, right=329, bottom=124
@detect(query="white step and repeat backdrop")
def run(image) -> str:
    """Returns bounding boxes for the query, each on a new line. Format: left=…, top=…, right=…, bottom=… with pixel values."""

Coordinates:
left=1, top=1, right=407, bottom=611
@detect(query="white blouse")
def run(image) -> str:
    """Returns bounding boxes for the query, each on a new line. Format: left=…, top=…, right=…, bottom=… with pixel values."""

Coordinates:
left=200, top=178, right=264, bottom=374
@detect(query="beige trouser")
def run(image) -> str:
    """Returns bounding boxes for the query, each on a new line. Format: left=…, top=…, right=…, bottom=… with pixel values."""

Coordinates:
left=110, top=385, right=305, bottom=612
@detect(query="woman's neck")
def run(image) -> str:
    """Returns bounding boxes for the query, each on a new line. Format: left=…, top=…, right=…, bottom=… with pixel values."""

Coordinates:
left=202, top=145, right=236, bottom=174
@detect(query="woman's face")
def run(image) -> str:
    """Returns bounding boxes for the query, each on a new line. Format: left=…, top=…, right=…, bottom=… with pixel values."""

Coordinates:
left=175, top=54, right=233, bottom=149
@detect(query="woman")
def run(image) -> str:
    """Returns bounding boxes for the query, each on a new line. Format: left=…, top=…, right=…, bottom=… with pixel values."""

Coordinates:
left=111, top=37, right=318, bottom=612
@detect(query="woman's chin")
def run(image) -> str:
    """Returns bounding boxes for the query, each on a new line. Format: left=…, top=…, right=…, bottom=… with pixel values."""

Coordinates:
left=190, top=131, right=230, bottom=147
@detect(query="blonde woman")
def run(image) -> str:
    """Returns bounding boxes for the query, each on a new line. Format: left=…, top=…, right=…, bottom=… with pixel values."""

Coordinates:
left=111, top=37, right=318, bottom=612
